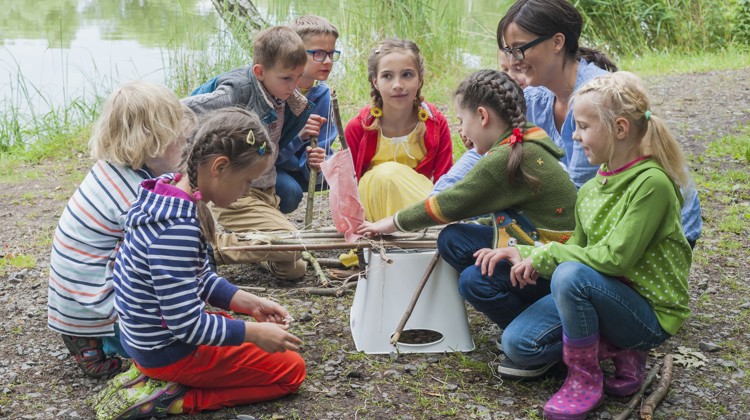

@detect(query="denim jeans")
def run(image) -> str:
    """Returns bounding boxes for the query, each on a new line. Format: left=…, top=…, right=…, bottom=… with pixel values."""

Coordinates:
left=275, top=168, right=329, bottom=214
left=502, top=261, right=671, bottom=366
left=437, top=223, right=551, bottom=330
left=275, top=169, right=306, bottom=214
left=103, top=324, right=129, bottom=358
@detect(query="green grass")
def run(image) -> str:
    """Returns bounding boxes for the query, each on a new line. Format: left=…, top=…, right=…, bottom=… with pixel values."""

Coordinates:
left=621, top=45, right=750, bottom=76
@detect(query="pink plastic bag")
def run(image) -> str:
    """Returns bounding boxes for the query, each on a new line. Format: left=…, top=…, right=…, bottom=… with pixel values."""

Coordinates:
left=320, top=148, right=365, bottom=242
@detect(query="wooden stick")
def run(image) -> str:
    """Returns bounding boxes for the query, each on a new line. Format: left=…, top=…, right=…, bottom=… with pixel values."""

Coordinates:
left=390, top=251, right=441, bottom=346
left=331, top=90, right=348, bottom=150
left=302, top=251, right=329, bottom=287
left=613, top=359, right=662, bottom=420
left=289, top=281, right=358, bottom=297
left=640, top=354, right=673, bottom=420
left=221, top=240, right=437, bottom=252
left=304, top=136, right=318, bottom=229
left=236, top=285, right=268, bottom=293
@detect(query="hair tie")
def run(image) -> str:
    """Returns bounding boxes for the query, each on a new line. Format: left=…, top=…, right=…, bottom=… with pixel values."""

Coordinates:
left=370, top=106, right=383, bottom=118
left=644, top=110, right=652, bottom=121
left=509, top=127, right=524, bottom=145
left=192, top=190, right=203, bottom=201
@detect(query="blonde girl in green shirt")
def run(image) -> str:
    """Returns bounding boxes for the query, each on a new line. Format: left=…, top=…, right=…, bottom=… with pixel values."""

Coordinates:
left=484, top=71, right=692, bottom=420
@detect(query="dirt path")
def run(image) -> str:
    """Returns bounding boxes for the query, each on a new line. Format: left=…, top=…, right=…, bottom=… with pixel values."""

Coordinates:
left=0, top=68, right=749, bottom=419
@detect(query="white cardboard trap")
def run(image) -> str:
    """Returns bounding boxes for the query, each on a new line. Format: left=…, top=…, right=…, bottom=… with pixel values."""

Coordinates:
left=349, top=249, right=475, bottom=354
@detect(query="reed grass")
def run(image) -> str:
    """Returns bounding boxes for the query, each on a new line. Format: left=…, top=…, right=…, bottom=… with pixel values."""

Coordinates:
left=2, top=0, right=750, bottom=160
left=576, top=0, right=740, bottom=57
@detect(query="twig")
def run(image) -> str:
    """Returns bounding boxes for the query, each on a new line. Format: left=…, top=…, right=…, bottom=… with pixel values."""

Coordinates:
left=236, top=285, right=267, bottom=293
left=302, top=251, right=329, bottom=287
left=221, top=240, right=437, bottom=252
left=390, top=251, right=441, bottom=345
left=331, top=90, right=349, bottom=150
left=613, top=359, right=662, bottom=420
left=289, top=281, right=358, bottom=297
left=304, top=136, right=318, bottom=229
left=640, top=354, right=673, bottom=420
left=315, top=258, right=345, bottom=268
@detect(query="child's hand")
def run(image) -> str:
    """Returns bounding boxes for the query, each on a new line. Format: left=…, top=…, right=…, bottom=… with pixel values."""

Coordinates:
left=249, top=297, right=292, bottom=324
left=306, top=146, right=326, bottom=170
left=510, top=257, right=538, bottom=289
left=473, top=247, right=521, bottom=277
left=245, top=322, right=302, bottom=353
left=299, top=114, right=327, bottom=140
left=357, top=217, right=396, bottom=236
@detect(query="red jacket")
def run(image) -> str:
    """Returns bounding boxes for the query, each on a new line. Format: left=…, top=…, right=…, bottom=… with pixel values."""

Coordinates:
left=344, top=102, right=453, bottom=181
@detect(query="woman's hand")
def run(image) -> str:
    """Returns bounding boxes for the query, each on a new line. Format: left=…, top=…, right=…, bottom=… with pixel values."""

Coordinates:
left=299, top=114, right=327, bottom=140
left=245, top=322, right=301, bottom=353
left=306, top=146, right=326, bottom=170
left=510, top=257, right=539, bottom=289
left=357, top=216, right=397, bottom=236
left=473, top=247, right=521, bottom=277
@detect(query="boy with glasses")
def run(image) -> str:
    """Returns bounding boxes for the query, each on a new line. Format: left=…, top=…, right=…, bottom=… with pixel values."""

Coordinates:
left=274, top=15, right=341, bottom=214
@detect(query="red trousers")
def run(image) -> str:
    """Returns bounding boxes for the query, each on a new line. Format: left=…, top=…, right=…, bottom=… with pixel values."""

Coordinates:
left=136, top=339, right=305, bottom=413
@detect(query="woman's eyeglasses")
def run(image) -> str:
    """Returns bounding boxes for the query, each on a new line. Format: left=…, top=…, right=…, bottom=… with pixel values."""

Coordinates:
left=501, top=35, right=552, bottom=61
left=306, top=49, right=341, bottom=62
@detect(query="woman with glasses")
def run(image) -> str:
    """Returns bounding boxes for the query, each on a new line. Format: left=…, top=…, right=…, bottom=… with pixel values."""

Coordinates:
left=498, top=0, right=614, bottom=189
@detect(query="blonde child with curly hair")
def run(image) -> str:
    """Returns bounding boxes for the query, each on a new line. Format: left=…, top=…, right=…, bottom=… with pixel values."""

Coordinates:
left=48, top=81, right=196, bottom=378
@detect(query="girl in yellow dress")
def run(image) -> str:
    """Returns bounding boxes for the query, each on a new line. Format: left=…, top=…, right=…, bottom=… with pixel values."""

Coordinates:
left=344, top=37, right=453, bottom=221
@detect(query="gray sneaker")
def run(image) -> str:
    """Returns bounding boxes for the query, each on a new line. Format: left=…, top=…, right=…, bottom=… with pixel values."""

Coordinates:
left=497, top=357, right=557, bottom=380
left=495, top=336, right=503, bottom=353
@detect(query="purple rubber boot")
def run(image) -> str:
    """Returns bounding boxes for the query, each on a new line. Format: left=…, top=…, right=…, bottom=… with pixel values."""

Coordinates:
left=543, top=333, right=603, bottom=420
left=600, top=339, right=647, bottom=397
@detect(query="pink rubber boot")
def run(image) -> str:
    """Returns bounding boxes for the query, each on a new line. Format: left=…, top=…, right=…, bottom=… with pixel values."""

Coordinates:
left=599, top=339, right=647, bottom=397
left=543, top=333, right=603, bottom=420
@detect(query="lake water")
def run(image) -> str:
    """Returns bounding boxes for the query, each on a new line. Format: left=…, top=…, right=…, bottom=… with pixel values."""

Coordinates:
left=0, top=0, right=508, bottom=116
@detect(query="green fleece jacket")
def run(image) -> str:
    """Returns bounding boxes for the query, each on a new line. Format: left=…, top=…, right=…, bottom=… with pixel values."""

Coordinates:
left=394, top=126, right=577, bottom=247
left=517, top=158, right=692, bottom=335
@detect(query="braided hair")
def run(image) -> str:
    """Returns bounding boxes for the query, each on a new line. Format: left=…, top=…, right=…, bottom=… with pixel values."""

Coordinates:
left=455, top=69, right=538, bottom=188
left=180, top=107, right=275, bottom=243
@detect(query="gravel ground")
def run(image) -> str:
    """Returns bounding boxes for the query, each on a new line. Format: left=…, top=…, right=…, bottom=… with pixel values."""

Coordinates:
left=0, top=68, right=749, bottom=420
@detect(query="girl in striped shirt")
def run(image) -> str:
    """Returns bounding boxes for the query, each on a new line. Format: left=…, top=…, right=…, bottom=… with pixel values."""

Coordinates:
left=98, top=108, right=305, bottom=420
left=47, top=81, right=197, bottom=378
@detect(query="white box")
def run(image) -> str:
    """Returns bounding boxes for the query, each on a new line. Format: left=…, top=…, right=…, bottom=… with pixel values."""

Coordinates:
left=349, top=249, right=475, bottom=354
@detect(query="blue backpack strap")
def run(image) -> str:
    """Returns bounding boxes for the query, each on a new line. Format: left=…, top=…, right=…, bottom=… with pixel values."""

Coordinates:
left=190, top=75, right=221, bottom=96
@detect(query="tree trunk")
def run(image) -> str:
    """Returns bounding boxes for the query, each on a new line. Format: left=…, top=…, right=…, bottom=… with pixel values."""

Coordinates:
left=211, top=0, right=267, bottom=37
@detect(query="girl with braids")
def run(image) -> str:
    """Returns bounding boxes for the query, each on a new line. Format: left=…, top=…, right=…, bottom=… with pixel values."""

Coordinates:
left=358, top=69, right=576, bottom=363
left=344, top=37, right=453, bottom=221
left=499, top=72, right=691, bottom=420
left=100, top=108, right=305, bottom=420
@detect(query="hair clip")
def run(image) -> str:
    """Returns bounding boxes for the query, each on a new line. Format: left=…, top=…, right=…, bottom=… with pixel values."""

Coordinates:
left=509, top=128, right=524, bottom=145
left=258, top=141, right=267, bottom=155
left=375, top=45, right=381, bottom=54
left=246, top=130, right=256, bottom=145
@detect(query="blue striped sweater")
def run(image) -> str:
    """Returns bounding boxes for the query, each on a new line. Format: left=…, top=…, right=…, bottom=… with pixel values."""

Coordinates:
left=113, top=175, right=245, bottom=368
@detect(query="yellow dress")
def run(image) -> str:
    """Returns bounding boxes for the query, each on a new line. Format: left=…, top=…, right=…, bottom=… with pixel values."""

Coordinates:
left=358, top=124, right=434, bottom=221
